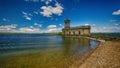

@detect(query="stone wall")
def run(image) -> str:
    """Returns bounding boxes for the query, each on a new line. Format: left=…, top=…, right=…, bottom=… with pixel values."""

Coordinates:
left=62, top=28, right=90, bottom=36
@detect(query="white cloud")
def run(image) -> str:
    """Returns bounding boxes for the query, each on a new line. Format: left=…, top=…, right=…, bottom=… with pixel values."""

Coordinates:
left=24, top=15, right=31, bottom=20
left=19, top=27, right=40, bottom=33
left=22, top=11, right=32, bottom=20
left=34, top=23, right=42, bottom=27
left=47, top=28, right=61, bottom=32
left=40, top=6, right=52, bottom=17
left=1, top=24, right=119, bottom=33
left=30, top=26, right=34, bottom=28
left=45, top=25, right=62, bottom=32
left=40, top=0, right=52, bottom=5
left=18, top=24, right=62, bottom=33
left=33, top=11, right=39, bottom=15
left=85, top=24, right=90, bottom=26
left=0, top=24, right=61, bottom=33
left=26, top=0, right=64, bottom=17
left=0, top=24, right=17, bottom=32
left=84, top=23, right=120, bottom=32
left=22, top=11, right=27, bottom=15
left=47, top=25, right=56, bottom=29
left=0, top=24, right=43, bottom=33
left=40, top=1, right=64, bottom=17
left=59, top=24, right=62, bottom=26
left=45, top=0, right=52, bottom=5
left=112, top=9, right=120, bottom=15
left=84, top=24, right=96, bottom=26
left=91, top=26, right=120, bottom=33
left=46, top=27, right=62, bottom=33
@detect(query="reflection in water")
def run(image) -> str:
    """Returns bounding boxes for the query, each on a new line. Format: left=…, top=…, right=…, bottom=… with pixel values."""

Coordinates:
left=62, top=37, right=92, bottom=57
left=0, top=34, right=98, bottom=68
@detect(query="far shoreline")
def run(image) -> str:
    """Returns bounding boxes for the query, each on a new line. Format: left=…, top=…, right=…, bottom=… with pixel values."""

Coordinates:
left=68, top=33, right=120, bottom=68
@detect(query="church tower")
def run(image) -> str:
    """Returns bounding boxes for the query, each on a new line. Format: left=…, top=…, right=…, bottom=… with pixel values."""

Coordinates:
left=64, top=17, right=70, bottom=29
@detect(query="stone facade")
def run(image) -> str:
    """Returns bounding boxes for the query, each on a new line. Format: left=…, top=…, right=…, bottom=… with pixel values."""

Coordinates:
left=62, top=18, right=91, bottom=36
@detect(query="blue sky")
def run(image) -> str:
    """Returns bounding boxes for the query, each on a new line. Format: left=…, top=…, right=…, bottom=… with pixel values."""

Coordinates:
left=0, top=0, right=120, bottom=33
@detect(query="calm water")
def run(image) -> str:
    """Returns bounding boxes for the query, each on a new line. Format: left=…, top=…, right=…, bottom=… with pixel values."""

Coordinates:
left=0, top=34, right=99, bottom=68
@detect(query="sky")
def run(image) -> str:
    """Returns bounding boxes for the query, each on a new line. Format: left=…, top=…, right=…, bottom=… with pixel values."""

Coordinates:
left=0, top=0, right=120, bottom=33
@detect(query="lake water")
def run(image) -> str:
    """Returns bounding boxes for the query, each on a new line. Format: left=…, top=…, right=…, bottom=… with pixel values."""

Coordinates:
left=0, top=34, right=99, bottom=68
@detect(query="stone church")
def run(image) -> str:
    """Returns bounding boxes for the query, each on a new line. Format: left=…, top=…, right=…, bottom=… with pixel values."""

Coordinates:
left=62, top=18, right=91, bottom=36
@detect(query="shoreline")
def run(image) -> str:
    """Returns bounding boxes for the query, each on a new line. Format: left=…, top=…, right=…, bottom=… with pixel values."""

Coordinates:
left=69, top=37, right=104, bottom=68
left=79, top=41, right=120, bottom=68
left=66, top=36, right=120, bottom=68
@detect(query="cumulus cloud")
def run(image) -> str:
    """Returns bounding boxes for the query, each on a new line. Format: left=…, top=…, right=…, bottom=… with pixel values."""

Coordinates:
left=19, top=27, right=40, bottom=33
left=47, top=25, right=56, bottom=29
left=0, top=24, right=62, bottom=33
left=40, top=1, right=64, bottom=17
left=0, top=24, right=42, bottom=33
left=46, top=27, right=62, bottom=33
left=22, top=11, right=32, bottom=20
left=45, top=25, right=62, bottom=32
left=47, top=28, right=61, bottom=32
left=0, top=24, right=17, bottom=32
left=112, top=9, right=120, bottom=15
left=26, top=0, right=64, bottom=17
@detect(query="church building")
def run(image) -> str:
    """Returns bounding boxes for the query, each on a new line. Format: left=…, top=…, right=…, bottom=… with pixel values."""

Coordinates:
left=62, top=18, right=91, bottom=36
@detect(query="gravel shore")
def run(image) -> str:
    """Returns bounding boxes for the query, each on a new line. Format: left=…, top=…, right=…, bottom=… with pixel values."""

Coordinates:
left=79, top=41, right=120, bottom=68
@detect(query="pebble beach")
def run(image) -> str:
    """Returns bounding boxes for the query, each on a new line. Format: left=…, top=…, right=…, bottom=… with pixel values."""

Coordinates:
left=79, top=41, right=120, bottom=68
